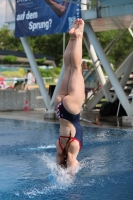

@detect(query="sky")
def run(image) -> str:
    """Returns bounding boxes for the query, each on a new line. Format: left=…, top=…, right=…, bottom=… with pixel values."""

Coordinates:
left=0, top=0, right=6, bottom=28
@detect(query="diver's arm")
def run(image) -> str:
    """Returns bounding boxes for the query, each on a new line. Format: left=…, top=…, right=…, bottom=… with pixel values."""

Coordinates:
left=44, top=0, right=68, bottom=17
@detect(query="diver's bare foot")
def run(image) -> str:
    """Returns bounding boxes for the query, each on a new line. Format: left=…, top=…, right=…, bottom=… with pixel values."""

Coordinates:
left=69, top=19, right=79, bottom=40
left=69, top=19, right=84, bottom=39
left=74, top=19, right=84, bottom=37
left=69, top=19, right=79, bottom=34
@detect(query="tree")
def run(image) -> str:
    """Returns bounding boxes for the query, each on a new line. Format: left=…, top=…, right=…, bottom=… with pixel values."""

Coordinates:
left=28, top=33, right=65, bottom=65
left=0, top=26, right=133, bottom=68
left=0, top=26, right=23, bottom=51
left=96, top=30, right=133, bottom=68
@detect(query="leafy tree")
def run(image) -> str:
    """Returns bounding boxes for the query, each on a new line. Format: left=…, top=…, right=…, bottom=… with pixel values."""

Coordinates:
left=0, top=26, right=23, bottom=51
left=96, top=30, right=133, bottom=68
left=28, top=33, right=65, bottom=65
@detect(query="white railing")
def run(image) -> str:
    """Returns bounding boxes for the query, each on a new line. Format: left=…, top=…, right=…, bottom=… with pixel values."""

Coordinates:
left=2, top=77, right=58, bottom=87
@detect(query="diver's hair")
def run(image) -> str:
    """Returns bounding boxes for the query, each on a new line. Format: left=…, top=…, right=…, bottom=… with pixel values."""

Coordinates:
left=60, top=132, right=71, bottom=168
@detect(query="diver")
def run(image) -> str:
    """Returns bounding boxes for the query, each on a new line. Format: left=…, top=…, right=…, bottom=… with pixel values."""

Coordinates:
left=55, top=18, right=85, bottom=173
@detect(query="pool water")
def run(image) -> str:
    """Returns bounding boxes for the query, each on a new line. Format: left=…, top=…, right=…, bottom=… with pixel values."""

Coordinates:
left=0, top=119, right=133, bottom=200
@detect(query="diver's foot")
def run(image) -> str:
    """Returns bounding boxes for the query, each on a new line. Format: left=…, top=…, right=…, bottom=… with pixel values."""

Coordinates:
left=69, top=19, right=79, bottom=40
left=69, top=19, right=84, bottom=39
left=74, top=18, right=84, bottom=38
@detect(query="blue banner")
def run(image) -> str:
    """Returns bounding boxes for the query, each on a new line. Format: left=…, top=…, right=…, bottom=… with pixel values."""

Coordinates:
left=15, top=0, right=82, bottom=37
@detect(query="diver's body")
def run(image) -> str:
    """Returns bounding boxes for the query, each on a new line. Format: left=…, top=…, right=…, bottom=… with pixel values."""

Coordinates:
left=55, top=19, right=85, bottom=170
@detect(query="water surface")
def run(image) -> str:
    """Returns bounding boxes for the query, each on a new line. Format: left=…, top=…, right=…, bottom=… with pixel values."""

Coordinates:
left=0, top=119, right=133, bottom=199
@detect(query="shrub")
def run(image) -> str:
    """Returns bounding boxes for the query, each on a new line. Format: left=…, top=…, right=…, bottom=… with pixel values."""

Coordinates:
left=2, top=55, right=17, bottom=64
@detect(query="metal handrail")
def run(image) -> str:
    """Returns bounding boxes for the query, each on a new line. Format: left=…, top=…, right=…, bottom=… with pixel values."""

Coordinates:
left=82, top=84, right=102, bottom=109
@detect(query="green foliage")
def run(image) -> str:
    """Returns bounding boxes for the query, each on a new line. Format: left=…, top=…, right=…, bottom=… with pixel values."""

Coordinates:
left=0, top=26, right=133, bottom=70
left=28, top=33, right=64, bottom=64
left=58, top=58, right=64, bottom=68
left=87, top=61, right=93, bottom=67
left=2, top=55, right=17, bottom=64
left=36, top=57, right=46, bottom=65
left=18, top=68, right=26, bottom=76
left=0, top=26, right=23, bottom=51
left=96, top=30, right=133, bottom=68
left=52, top=67, right=61, bottom=76
left=39, top=67, right=61, bottom=77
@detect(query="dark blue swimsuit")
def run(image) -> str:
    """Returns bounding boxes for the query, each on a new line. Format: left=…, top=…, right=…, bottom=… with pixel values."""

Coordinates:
left=56, top=102, right=83, bottom=151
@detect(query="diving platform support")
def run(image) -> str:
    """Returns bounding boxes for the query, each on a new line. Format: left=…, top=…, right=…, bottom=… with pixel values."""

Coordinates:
left=84, top=22, right=133, bottom=117
left=20, top=37, right=51, bottom=110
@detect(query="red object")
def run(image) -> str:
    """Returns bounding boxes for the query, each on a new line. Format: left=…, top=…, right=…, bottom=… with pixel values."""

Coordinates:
left=91, top=121, right=102, bottom=126
left=0, top=77, right=4, bottom=84
left=24, top=100, right=30, bottom=111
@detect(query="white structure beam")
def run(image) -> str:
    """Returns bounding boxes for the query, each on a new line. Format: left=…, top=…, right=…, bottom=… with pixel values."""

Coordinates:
left=84, top=22, right=132, bottom=116
left=83, top=33, right=112, bottom=102
left=86, top=51, right=133, bottom=111
left=20, top=37, right=51, bottom=109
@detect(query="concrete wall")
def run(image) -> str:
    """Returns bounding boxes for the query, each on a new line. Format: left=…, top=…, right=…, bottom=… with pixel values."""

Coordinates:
left=0, top=89, right=46, bottom=111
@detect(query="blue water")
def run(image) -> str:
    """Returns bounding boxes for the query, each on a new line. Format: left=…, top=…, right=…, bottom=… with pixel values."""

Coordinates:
left=0, top=119, right=133, bottom=200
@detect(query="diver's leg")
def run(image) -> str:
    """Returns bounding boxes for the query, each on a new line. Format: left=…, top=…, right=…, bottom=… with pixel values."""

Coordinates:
left=63, top=19, right=85, bottom=114
left=55, top=21, right=79, bottom=106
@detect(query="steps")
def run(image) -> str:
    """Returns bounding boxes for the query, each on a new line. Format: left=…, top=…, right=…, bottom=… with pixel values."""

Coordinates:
left=84, top=73, right=133, bottom=113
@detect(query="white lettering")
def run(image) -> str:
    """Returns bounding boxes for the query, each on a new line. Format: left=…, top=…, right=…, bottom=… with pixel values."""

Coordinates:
left=16, top=11, right=25, bottom=21
left=17, top=0, right=32, bottom=3
left=29, top=20, right=52, bottom=32
left=26, top=11, right=38, bottom=20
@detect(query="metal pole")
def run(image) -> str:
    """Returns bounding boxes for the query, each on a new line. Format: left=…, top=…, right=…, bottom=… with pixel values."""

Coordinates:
left=128, top=28, right=133, bottom=38
left=50, top=64, right=65, bottom=107
left=20, top=37, right=50, bottom=109
left=103, top=30, right=122, bottom=53
left=83, top=33, right=112, bottom=102
left=63, top=33, right=65, bottom=57
left=113, top=54, right=133, bottom=101
left=50, top=33, right=66, bottom=107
